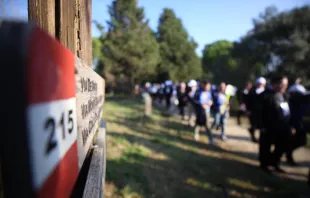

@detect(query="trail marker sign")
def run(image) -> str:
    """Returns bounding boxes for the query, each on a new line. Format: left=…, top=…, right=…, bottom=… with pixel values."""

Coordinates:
left=0, top=21, right=105, bottom=198
left=75, top=57, right=105, bottom=168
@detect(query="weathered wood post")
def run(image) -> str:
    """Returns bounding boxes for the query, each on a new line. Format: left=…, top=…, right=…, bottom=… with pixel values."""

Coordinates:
left=144, top=93, right=152, bottom=117
left=0, top=1, right=105, bottom=198
left=142, top=84, right=152, bottom=117
left=28, top=0, right=92, bottom=66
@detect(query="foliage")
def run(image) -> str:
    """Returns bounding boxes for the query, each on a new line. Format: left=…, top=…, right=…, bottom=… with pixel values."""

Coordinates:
left=95, top=0, right=160, bottom=90
left=236, top=5, right=310, bottom=85
left=250, top=5, right=310, bottom=83
left=93, top=4, right=310, bottom=90
left=202, top=40, right=238, bottom=85
left=202, top=5, right=310, bottom=87
left=156, top=8, right=202, bottom=82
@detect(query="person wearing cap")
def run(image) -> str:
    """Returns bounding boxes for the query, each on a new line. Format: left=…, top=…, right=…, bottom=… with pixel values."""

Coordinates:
left=247, top=77, right=266, bottom=143
left=260, top=75, right=293, bottom=173
left=286, top=77, right=310, bottom=165
left=187, top=80, right=199, bottom=126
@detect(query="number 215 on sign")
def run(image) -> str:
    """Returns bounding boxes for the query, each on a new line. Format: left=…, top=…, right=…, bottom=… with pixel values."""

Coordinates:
left=27, top=98, right=78, bottom=190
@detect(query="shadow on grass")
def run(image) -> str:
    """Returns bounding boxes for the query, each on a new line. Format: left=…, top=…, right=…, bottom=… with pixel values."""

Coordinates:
left=104, top=98, right=310, bottom=198
left=108, top=117, right=260, bottom=162
left=106, top=130, right=309, bottom=198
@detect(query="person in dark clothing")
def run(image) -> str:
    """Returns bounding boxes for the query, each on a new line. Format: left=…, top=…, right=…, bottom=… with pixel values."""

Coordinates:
left=164, top=81, right=173, bottom=110
left=237, top=81, right=253, bottom=125
left=187, top=80, right=199, bottom=125
left=286, top=78, right=310, bottom=165
left=149, top=83, right=158, bottom=101
left=247, top=77, right=266, bottom=143
left=157, top=83, right=165, bottom=105
left=259, top=75, right=293, bottom=173
left=177, top=82, right=189, bottom=120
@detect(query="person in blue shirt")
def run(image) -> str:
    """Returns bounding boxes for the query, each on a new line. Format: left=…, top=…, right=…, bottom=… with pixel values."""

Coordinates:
left=194, top=82, right=213, bottom=144
left=194, top=81, right=214, bottom=144
left=211, top=82, right=230, bottom=140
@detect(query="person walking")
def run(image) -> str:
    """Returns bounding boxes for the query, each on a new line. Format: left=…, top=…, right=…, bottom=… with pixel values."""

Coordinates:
left=211, top=82, right=230, bottom=141
left=187, top=80, right=199, bottom=126
left=286, top=78, right=310, bottom=165
left=164, top=80, right=173, bottom=110
left=247, top=77, right=266, bottom=143
left=259, top=75, right=293, bottom=173
left=194, top=81, right=214, bottom=143
left=177, top=82, right=189, bottom=120
left=157, top=83, right=165, bottom=105
left=236, top=81, right=253, bottom=125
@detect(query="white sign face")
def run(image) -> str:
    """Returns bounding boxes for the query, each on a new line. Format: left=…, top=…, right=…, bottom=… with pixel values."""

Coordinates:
left=27, top=98, right=78, bottom=190
left=75, top=57, right=105, bottom=168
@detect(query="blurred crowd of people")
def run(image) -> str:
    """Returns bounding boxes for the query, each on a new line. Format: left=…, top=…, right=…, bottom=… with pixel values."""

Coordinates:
left=138, top=76, right=310, bottom=176
left=139, top=80, right=236, bottom=144
left=236, top=76, right=310, bottom=175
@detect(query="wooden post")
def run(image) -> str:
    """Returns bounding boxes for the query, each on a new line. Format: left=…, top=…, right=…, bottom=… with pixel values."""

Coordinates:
left=57, top=0, right=77, bottom=54
left=76, top=0, right=92, bottom=66
left=27, top=0, right=56, bottom=37
left=28, top=0, right=92, bottom=66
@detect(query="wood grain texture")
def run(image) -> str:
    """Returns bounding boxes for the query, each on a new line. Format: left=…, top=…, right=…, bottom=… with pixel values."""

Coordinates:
left=28, top=0, right=55, bottom=37
left=58, top=0, right=77, bottom=53
left=28, top=0, right=92, bottom=65
left=82, top=146, right=104, bottom=198
left=76, top=0, right=92, bottom=66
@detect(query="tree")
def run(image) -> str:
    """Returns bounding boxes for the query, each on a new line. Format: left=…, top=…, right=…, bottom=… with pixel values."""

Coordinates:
left=92, top=37, right=103, bottom=69
left=156, top=8, right=202, bottom=82
left=202, top=40, right=244, bottom=85
left=247, top=5, right=310, bottom=83
left=99, top=0, right=160, bottom=90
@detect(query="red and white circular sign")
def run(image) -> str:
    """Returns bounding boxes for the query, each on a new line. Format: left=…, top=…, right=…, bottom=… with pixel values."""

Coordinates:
left=26, top=27, right=79, bottom=198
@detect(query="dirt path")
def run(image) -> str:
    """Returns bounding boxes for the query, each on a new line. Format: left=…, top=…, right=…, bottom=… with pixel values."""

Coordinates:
left=214, top=117, right=310, bottom=182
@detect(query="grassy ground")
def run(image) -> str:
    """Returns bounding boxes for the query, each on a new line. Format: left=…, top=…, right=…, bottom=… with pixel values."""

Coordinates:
left=103, top=96, right=310, bottom=198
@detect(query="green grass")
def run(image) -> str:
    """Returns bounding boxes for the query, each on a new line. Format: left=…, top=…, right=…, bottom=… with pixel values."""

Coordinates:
left=103, top=96, right=310, bottom=198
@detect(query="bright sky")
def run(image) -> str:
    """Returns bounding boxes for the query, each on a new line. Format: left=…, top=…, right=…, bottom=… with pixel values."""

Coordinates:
left=93, top=0, right=309, bottom=55
left=5, top=0, right=309, bottom=55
